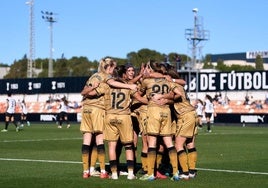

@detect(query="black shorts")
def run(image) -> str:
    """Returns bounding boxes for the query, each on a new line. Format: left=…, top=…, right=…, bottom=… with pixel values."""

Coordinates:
left=5, top=112, right=15, bottom=118
left=205, top=112, right=212, bottom=119
left=59, top=111, right=68, bottom=119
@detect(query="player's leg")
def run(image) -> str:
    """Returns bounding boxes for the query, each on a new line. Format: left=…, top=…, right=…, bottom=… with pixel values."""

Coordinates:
left=89, top=135, right=100, bottom=176
left=11, top=115, right=19, bottom=132
left=146, top=135, right=157, bottom=177
left=175, top=135, right=189, bottom=179
left=138, top=111, right=148, bottom=174
left=25, top=114, right=30, bottom=126
left=125, top=143, right=136, bottom=180
left=115, top=139, right=123, bottom=165
left=58, top=113, right=63, bottom=128
left=81, top=132, right=93, bottom=178
left=3, top=113, right=11, bottom=131
left=163, top=136, right=179, bottom=180
left=205, top=113, right=212, bottom=132
left=109, top=141, right=118, bottom=179
left=20, top=114, right=25, bottom=127
left=140, top=133, right=148, bottom=174
left=64, top=115, right=70, bottom=128
left=131, top=115, right=140, bottom=170
left=96, top=133, right=109, bottom=178
left=186, top=136, right=197, bottom=178
left=155, top=141, right=168, bottom=179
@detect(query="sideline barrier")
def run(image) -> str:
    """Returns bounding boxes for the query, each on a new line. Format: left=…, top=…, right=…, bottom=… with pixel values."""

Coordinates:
left=0, top=113, right=266, bottom=124
left=0, top=113, right=80, bottom=123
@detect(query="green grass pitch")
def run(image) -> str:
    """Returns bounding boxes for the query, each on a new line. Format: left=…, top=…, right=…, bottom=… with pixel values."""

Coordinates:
left=0, top=123, right=267, bottom=188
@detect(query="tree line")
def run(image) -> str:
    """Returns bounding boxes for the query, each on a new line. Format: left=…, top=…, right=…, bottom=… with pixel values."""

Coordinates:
left=1, top=48, right=264, bottom=79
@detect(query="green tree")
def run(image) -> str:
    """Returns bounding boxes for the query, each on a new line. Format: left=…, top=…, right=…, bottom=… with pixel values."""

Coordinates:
left=127, top=48, right=164, bottom=68
left=255, top=54, right=264, bottom=70
left=215, top=59, right=255, bottom=72
left=202, top=54, right=214, bottom=69
left=4, top=58, right=28, bottom=79
left=54, top=58, right=70, bottom=77
left=0, top=63, right=9, bottom=67
left=67, top=56, right=100, bottom=77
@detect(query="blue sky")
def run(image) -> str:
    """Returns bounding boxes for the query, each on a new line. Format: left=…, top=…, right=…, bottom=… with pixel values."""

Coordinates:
left=1, top=0, right=267, bottom=65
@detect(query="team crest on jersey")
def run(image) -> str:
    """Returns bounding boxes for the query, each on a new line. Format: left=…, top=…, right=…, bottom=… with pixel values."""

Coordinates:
left=90, top=74, right=102, bottom=81
left=160, top=112, right=168, bottom=118
left=83, top=109, right=92, bottom=113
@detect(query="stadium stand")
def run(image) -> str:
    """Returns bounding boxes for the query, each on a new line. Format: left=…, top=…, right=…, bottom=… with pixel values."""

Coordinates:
left=0, top=92, right=266, bottom=114
left=213, top=100, right=267, bottom=114
left=0, top=93, right=82, bottom=114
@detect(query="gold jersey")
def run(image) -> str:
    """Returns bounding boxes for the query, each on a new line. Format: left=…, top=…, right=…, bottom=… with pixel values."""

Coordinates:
left=106, top=86, right=137, bottom=115
left=173, top=83, right=195, bottom=115
left=82, top=72, right=112, bottom=109
left=95, top=82, right=137, bottom=115
left=130, top=82, right=147, bottom=114
left=140, top=77, right=174, bottom=107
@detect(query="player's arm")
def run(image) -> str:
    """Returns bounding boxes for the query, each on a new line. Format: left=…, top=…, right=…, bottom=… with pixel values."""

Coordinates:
left=128, top=63, right=145, bottom=84
left=163, top=75, right=186, bottom=86
left=81, top=83, right=99, bottom=97
left=151, top=92, right=175, bottom=105
left=152, top=91, right=174, bottom=100
left=133, top=92, right=148, bottom=105
left=107, top=79, right=137, bottom=90
left=171, top=78, right=186, bottom=86
left=6, top=99, right=9, bottom=112
left=145, top=71, right=187, bottom=86
left=146, top=71, right=166, bottom=79
left=213, top=103, right=217, bottom=117
left=172, top=87, right=183, bottom=100
left=128, top=74, right=143, bottom=84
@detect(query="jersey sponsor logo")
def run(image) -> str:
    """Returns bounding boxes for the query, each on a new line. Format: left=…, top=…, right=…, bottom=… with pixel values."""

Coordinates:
left=110, top=118, right=122, bottom=125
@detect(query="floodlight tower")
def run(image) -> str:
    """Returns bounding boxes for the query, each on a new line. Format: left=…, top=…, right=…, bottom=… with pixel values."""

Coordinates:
left=26, top=0, right=35, bottom=78
left=185, top=8, right=209, bottom=98
left=41, top=11, right=57, bottom=78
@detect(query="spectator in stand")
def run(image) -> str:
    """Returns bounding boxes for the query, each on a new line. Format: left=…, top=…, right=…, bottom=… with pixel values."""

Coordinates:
left=73, top=101, right=80, bottom=109
left=223, top=94, right=230, bottom=106
left=217, top=93, right=223, bottom=104
left=244, top=95, right=250, bottom=105
left=213, top=93, right=219, bottom=103
left=265, top=91, right=268, bottom=105
left=249, top=96, right=254, bottom=105
left=255, top=100, right=263, bottom=110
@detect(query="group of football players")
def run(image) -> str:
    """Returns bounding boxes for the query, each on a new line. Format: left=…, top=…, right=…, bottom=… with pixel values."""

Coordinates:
left=79, top=57, right=198, bottom=181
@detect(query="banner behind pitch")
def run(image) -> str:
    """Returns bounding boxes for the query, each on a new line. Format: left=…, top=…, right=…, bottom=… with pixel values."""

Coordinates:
left=0, top=77, right=88, bottom=94
left=0, top=71, right=267, bottom=94
left=186, top=70, right=268, bottom=92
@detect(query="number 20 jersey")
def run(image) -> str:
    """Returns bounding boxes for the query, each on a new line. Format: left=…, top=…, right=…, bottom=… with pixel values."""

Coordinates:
left=140, top=77, right=174, bottom=107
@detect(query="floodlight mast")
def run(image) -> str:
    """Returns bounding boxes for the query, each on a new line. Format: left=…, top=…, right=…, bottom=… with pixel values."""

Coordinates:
left=185, top=8, right=210, bottom=99
left=41, top=11, right=57, bottom=78
left=26, top=0, right=35, bottom=78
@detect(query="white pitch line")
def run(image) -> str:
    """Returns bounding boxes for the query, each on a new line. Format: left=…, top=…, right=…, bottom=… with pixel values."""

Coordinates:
left=0, top=158, right=81, bottom=164
left=197, top=167, right=268, bottom=175
left=0, top=137, right=81, bottom=143
left=0, top=158, right=267, bottom=176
